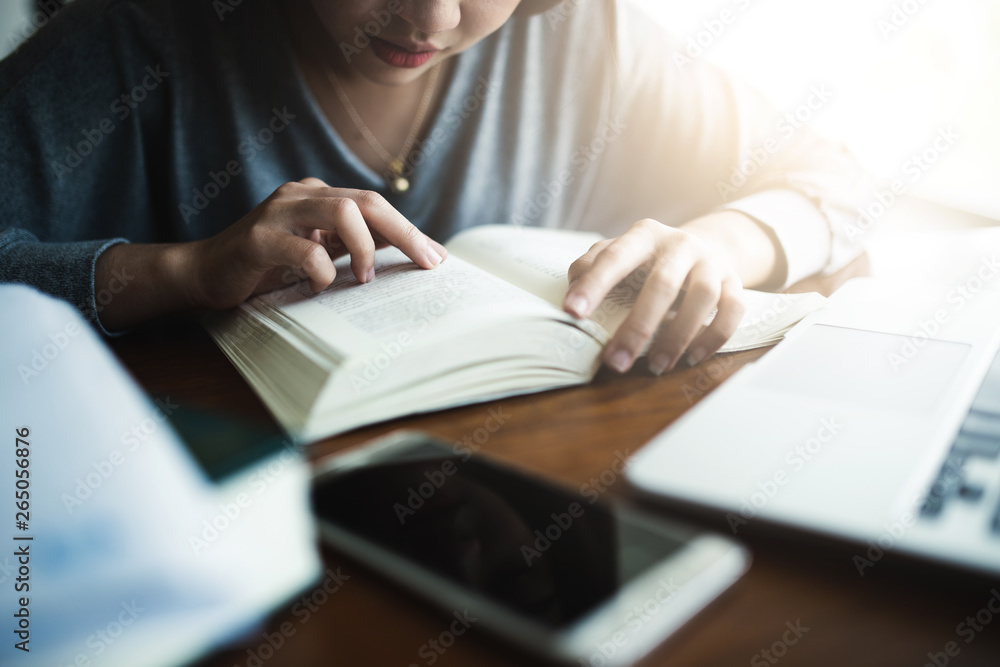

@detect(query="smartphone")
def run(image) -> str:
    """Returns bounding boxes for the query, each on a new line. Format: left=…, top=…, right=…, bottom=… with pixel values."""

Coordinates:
left=310, top=431, right=749, bottom=666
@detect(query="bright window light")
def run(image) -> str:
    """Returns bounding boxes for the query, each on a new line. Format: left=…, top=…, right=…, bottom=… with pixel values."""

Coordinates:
left=633, top=0, right=1000, bottom=220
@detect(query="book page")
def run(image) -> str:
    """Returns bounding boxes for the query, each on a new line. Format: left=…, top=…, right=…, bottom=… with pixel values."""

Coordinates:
left=719, top=290, right=827, bottom=352
left=256, top=247, right=565, bottom=356
left=445, top=225, right=602, bottom=308
left=446, top=225, right=644, bottom=337
left=445, top=224, right=826, bottom=353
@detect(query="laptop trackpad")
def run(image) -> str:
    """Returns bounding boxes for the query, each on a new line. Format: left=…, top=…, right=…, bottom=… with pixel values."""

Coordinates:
left=748, top=325, right=970, bottom=412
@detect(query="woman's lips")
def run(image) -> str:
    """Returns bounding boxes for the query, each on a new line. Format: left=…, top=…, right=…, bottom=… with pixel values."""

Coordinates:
left=370, top=36, right=439, bottom=68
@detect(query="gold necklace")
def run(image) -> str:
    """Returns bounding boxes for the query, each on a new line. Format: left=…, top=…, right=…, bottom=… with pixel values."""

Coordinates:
left=324, top=63, right=441, bottom=194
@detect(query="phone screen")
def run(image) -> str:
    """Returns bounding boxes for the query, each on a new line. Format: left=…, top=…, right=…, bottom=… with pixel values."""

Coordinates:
left=165, top=406, right=288, bottom=482
left=311, top=438, right=691, bottom=629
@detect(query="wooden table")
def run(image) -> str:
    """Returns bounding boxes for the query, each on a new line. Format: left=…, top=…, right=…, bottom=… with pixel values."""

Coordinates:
left=109, top=258, right=1000, bottom=667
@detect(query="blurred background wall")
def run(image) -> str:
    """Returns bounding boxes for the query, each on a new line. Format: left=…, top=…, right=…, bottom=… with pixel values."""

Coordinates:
left=634, top=0, right=1000, bottom=221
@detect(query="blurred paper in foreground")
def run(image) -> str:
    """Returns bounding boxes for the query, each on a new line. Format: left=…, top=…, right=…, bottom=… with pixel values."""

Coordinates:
left=0, top=285, right=320, bottom=667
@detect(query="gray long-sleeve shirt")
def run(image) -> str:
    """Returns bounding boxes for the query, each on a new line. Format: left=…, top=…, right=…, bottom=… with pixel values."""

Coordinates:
left=0, top=0, right=869, bottom=333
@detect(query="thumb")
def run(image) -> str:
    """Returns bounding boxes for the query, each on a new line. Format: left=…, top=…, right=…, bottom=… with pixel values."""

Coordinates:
left=261, top=234, right=337, bottom=293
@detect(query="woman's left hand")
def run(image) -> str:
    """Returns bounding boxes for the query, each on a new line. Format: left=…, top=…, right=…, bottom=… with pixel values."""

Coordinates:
left=564, top=216, right=747, bottom=375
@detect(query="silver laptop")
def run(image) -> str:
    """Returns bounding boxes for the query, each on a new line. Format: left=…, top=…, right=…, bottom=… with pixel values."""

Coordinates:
left=628, top=278, right=1000, bottom=577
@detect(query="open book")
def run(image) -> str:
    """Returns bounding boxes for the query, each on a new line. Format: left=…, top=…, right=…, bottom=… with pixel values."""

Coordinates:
left=206, top=225, right=825, bottom=442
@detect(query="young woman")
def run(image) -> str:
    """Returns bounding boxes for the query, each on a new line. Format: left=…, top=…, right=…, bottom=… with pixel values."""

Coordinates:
left=0, top=0, right=866, bottom=375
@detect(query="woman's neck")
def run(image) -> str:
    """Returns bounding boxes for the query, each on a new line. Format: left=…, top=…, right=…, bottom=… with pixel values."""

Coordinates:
left=285, top=0, right=450, bottom=181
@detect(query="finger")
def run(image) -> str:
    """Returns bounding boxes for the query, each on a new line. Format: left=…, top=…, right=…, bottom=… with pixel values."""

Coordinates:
left=288, top=198, right=377, bottom=283
left=346, top=190, right=446, bottom=269
left=259, top=233, right=337, bottom=294
left=308, top=229, right=343, bottom=256
left=566, top=240, right=612, bottom=286
left=311, top=227, right=392, bottom=255
left=368, top=229, right=392, bottom=249
left=683, top=276, right=746, bottom=366
left=563, top=225, right=660, bottom=319
left=647, top=264, right=724, bottom=375
left=297, top=177, right=330, bottom=189
left=602, top=256, right=692, bottom=373
left=266, top=179, right=328, bottom=202
left=295, top=187, right=446, bottom=269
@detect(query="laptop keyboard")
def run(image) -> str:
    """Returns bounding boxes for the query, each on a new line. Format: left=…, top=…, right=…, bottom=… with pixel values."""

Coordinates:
left=920, top=346, right=1000, bottom=532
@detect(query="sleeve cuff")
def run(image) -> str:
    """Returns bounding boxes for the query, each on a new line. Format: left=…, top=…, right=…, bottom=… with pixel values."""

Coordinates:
left=88, top=238, right=131, bottom=337
left=0, top=229, right=130, bottom=337
left=721, top=189, right=832, bottom=290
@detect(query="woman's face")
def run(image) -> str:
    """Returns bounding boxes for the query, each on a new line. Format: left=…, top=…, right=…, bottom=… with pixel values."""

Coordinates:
left=308, top=0, right=523, bottom=85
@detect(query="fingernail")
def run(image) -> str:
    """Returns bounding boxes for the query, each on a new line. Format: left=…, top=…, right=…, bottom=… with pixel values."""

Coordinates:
left=649, top=353, right=672, bottom=376
left=425, top=247, right=444, bottom=266
left=365, top=267, right=375, bottom=283
left=431, top=240, right=448, bottom=259
left=687, top=348, right=706, bottom=366
left=565, top=294, right=589, bottom=318
left=606, top=348, right=633, bottom=374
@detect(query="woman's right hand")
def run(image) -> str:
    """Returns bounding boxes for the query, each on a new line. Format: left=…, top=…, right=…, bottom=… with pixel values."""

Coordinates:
left=187, top=177, right=448, bottom=310
left=94, top=178, right=447, bottom=331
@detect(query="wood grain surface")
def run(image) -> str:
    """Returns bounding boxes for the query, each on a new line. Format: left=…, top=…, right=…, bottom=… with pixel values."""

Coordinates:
left=107, top=253, right=1000, bottom=667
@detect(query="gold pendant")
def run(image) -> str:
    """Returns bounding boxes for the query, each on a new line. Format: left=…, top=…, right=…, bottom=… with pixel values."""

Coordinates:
left=387, top=159, right=409, bottom=194
left=392, top=176, right=410, bottom=193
